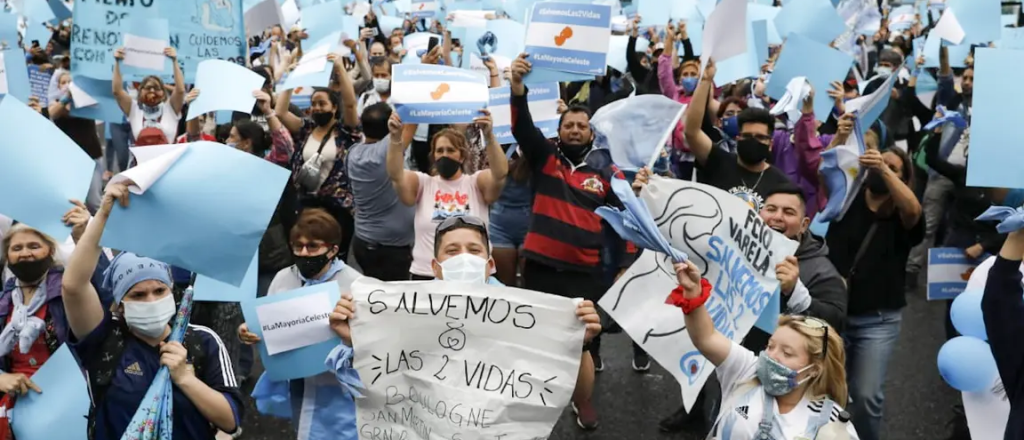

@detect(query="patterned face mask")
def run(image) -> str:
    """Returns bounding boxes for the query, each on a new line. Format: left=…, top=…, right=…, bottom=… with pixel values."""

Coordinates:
left=755, top=351, right=815, bottom=396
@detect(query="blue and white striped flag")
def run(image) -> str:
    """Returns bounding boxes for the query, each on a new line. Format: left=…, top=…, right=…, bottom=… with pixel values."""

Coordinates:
left=927, top=248, right=980, bottom=301
left=411, top=0, right=438, bottom=18
left=391, top=64, right=489, bottom=124
left=488, top=83, right=560, bottom=144
left=524, top=2, right=612, bottom=75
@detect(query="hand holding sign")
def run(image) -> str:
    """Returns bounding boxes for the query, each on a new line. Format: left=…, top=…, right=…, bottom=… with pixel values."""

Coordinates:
left=576, top=300, right=602, bottom=344
left=776, top=255, right=800, bottom=295
left=329, top=293, right=356, bottom=346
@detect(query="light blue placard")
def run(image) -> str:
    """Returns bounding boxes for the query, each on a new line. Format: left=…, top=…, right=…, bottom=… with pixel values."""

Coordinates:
left=25, top=0, right=58, bottom=24
left=68, top=77, right=127, bottom=122
left=10, top=345, right=90, bottom=440
left=926, top=247, right=977, bottom=301
left=27, top=64, right=52, bottom=106
left=24, top=21, right=53, bottom=48
left=378, top=15, right=405, bottom=35
left=1, top=49, right=33, bottom=103
left=752, top=19, right=768, bottom=68
left=70, top=0, right=246, bottom=83
left=773, top=0, right=844, bottom=45
left=946, top=0, right=1000, bottom=45
left=523, top=66, right=594, bottom=84
left=194, top=254, right=259, bottom=302
left=188, top=59, right=265, bottom=120
left=922, top=33, right=941, bottom=68
left=945, top=42, right=972, bottom=68
left=966, top=48, right=1024, bottom=188
left=301, top=0, right=345, bottom=47
left=488, top=18, right=526, bottom=59
left=997, top=27, right=1024, bottom=50
left=488, top=83, right=559, bottom=144
left=411, top=0, right=438, bottom=18
left=0, top=95, right=93, bottom=240
left=671, top=0, right=703, bottom=23
left=715, top=19, right=760, bottom=85
left=767, top=33, right=853, bottom=121
left=0, top=13, right=19, bottom=49
left=523, top=2, right=612, bottom=75
left=47, top=0, right=72, bottom=22
left=392, top=64, right=488, bottom=123
left=102, top=142, right=290, bottom=286
left=215, top=109, right=235, bottom=124
left=280, top=33, right=339, bottom=91
left=753, top=288, right=780, bottom=333
left=120, top=18, right=173, bottom=78
left=748, top=3, right=781, bottom=45
left=241, top=283, right=342, bottom=381
left=636, top=0, right=671, bottom=27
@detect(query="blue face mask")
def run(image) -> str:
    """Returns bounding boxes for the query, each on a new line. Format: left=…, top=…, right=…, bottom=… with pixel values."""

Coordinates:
left=680, top=77, right=699, bottom=94
left=722, top=116, right=739, bottom=138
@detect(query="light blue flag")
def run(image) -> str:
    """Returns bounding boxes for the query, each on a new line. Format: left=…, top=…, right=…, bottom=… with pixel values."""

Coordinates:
left=391, top=64, right=488, bottom=123
left=71, top=0, right=246, bottom=83
left=773, top=0, right=844, bottom=45
left=0, top=96, right=93, bottom=239
left=68, top=77, right=127, bottom=122
left=767, top=34, right=853, bottom=121
left=915, top=71, right=939, bottom=106
left=1, top=49, right=33, bottom=103
left=946, top=0, right=1000, bottom=45
left=849, top=74, right=895, bottom=136
left=488, top=84, right=559, bottom=144
left=748, top=3, right=781, bottom=45
left=187, top=59, right=265, bottom=120
left=301, top=0, right=344, bottom=46
left=753, top=287, right=781, bottom=333
left=241, top=282, right=342, bottom=381
left=10, top=345, right=90, bottom=440
left=102, top=142, right=290, bottom=286
left=997, top=27, right=1024, bottom=50
left=194, top=254, right=259, bottom=302
left=0, top=13, right=19, bottom=49
left=120, top=18, right=173, bottom=78
left=966, top=48, right=1024, bottom=189
left=592, top=94, right=686, bottom=171
left=595, top=177, right=688, bottom=263
left=817, top=118, right=866, bottom=222
left=280, top=32, right=339, bottom=91
left=523, top=2, right=612, bottom=75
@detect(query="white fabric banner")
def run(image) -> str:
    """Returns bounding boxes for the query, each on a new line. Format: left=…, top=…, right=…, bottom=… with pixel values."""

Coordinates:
left=599, top=177, right=798, bottom=412
left=351, top=278, right=584, bottom=440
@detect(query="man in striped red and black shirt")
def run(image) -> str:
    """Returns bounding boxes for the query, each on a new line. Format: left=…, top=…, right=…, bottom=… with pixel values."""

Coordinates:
left=509, top=53, right=636, bottom=431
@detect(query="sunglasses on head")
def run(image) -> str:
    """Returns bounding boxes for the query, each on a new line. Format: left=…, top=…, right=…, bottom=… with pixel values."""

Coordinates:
left=434, top=215, right=489, bottom=250
left=790, top=315, right=829, bottom=359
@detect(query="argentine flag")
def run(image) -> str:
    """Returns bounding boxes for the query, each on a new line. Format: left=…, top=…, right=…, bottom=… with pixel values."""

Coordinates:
left=391, top=64, right=489, bottom=124
left=489, top=83, right=560, bottom=145
left=818, top=125, right=866, bottom=223
left=524, top=2, right=612, bottom=76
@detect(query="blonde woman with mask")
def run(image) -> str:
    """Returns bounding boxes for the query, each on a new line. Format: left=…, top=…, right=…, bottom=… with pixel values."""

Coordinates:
left=670, top=261, right=858, bottom=440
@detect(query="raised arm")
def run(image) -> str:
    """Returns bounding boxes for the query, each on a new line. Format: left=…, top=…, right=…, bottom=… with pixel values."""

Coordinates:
left=167, top=48, right=186, bottom=115
left=386, top=113, right=420, bottom=206
left=330, top=53, right=359, bottom=128
left=474, top=110, right=508, bottom=204
left=670, top=261, right=731, bottom=366
left=923, top=126, right=966, bottom=186
left=983, top=230, right=1024, bottom=402
left=657, top=24, right=680, bottom=100
left=61, top=184, right=131, bottom=340
left=793, top=91, right=824, bottom=188
left=684, top=60, right=715, bottom=165
left=275, top=88, right=304, bottom=134
left=111, top=48, right=132, bottom=116
left=508, top=53, right=556, bottom=169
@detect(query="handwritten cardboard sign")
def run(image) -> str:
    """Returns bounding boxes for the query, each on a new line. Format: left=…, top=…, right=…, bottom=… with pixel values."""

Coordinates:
left=350, top=278, right=584, bottom=439
left=599, top=177, right=798, bottom=412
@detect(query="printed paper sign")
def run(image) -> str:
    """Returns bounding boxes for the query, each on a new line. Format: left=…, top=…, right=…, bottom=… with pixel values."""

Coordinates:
left=391, top=64, right=489, bottom=124
left=599, top=177, right=798, bottom=412
left=254, top=287, right=334, bottom=355
left=27, top=65, right=52, bottom=106
left=350, top=278, right=584, bottom=440
left=410, top=0, right=437, bottom=19
left=927, top=247, right=982, bottom=301
left=123, top=33, right=169, bottom=72
left=488, top=83, right=559, bottom=145
left=523, top=2, right=612, bottom=75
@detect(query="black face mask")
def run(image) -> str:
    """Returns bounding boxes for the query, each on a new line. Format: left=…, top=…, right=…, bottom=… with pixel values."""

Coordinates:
left=435, top=157, right=462, bottom=179
left=865, top=170, right=890, bottom=195
left=312, top=111, right=334, bottom=127
left=8, top=257, right=52, bottom=283
left=558, top=141, right=592, bottom=164
left=294, top=253, right=332, bottom=279
left=736, top=138, right=771, bottom=165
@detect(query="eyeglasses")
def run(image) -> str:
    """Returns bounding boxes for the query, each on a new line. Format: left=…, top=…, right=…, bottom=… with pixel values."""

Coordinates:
left=433, top=215, right=489, bottom=252
left=141, top=84, right=162, bottom=92
left=737, top=132, right=772, bottom=143
left=291, top=241, right=329, bottom=254
left=790, top=315, right=829, bottom=359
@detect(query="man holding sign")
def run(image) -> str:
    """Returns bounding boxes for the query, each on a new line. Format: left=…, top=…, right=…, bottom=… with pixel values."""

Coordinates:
left=331, top=216, right=602, bottom=439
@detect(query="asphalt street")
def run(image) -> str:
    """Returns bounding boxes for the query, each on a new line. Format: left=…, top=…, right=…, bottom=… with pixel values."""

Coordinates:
left=238, top=285, right=959, bottom=440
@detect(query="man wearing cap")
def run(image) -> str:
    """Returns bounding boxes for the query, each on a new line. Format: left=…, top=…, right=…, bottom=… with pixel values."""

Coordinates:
left=61, top=183, right=243, bottom=440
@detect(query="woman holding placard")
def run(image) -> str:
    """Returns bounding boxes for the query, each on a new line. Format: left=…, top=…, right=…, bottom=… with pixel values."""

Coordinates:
left=238, top=208, right=363, bottom=440
left=61, top=184, right=243, bottom=440
left=111, top=46, right=187, bottom=147
left=669, top=261, right=859, bottom=439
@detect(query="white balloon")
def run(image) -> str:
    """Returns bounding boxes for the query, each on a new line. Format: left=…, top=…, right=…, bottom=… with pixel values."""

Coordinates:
left=965, top=255, right=1024, bottom=293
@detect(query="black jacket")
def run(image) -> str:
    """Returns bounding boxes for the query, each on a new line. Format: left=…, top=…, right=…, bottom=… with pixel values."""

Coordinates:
left=982, top=256, right=1024, bottom=440
left=785, top=231, right=848, bottom=332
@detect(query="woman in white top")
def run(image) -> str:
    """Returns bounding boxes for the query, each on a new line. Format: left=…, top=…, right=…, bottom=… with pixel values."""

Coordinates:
left=385, top=112, right=508, bottom=280
left=670, top=261, right=859, bottom=440
left=111, top=46, right=186, bottom=146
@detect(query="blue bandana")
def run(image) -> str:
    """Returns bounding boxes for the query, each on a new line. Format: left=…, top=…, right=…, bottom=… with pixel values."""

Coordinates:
left=102, top=252, right=173, bottom=305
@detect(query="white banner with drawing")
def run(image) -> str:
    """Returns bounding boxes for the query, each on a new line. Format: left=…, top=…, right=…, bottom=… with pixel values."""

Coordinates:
left=599, top=177, right=799, bottom=411
left=963, top=377, right=1009, bottom=440
left=350, top=278, right=585, bottom=440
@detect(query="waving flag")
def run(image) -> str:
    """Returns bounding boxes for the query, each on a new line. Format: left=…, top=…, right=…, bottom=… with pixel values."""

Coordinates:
left=592, top=94, right=686, bottom=171
left=595, top=177, right=688, bottom=264
left=523, top=1, right=612, bottom=75
left=818, top=117, right=867, bottom=222
left=120, top=287, right=196, bottom=440
left=391, top=64, right=489, bottom=124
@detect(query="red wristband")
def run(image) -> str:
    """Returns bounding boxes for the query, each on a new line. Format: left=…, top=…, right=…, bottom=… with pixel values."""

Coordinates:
left=665, top=278, right=713, bottom=315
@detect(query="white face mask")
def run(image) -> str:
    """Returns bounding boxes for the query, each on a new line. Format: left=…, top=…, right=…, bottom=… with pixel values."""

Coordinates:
left=392, top=45, right=404, bottom=54
left=122, top=293, right=176, bottom=339
left=373, top=78, right=391, bottom=93
left=439, top=253, right=488, bottom=284
left=875, top=66, right=893, bottom=78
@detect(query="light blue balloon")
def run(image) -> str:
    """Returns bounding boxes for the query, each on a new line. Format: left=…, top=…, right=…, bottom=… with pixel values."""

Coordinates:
left=937, top=336, right=998, bottom=392
left=951, top=288, right=987, bottom=340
